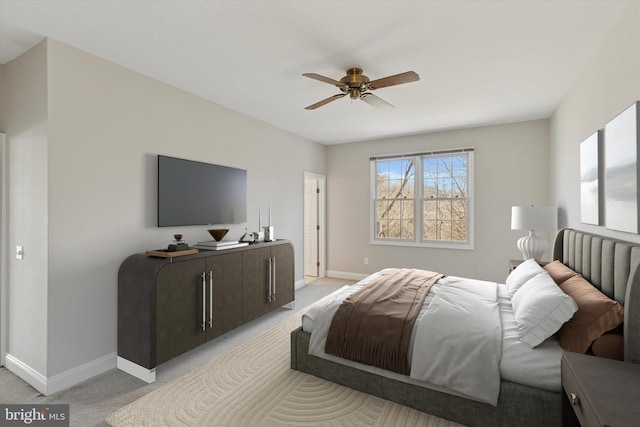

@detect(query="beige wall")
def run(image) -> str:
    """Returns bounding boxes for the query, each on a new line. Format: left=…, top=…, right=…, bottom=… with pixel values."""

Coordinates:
left=551, top=0, right=640, bottom=244
left=326, top=119, right=551, bottom=283
left=2, top=39, right=326, bottom=392
left=1, top=41, right=49, bottom=376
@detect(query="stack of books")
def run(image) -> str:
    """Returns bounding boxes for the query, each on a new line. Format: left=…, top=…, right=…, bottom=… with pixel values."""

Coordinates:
left=193, top=240, right=249, bottom=251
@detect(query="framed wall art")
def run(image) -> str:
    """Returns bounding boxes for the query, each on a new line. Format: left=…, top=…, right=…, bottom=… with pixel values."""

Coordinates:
left=604, top=101, right=640, bottom=234
left=580, top=131, right=601, bottom=225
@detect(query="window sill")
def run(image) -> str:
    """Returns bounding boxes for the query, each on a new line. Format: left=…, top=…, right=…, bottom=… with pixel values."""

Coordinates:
left=371, top=239, right=474, bottom=250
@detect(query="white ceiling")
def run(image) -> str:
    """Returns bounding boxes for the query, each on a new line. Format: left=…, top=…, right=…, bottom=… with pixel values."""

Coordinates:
left=0, top=0, right=628, bottom=145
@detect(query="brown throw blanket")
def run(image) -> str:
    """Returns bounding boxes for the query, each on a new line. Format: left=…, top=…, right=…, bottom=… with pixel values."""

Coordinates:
left=325, top=268, right=444, bottom=375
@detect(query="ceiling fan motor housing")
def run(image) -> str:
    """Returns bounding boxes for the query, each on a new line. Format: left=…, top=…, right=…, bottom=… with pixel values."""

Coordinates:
left=340, top=68, right=370, bottom=98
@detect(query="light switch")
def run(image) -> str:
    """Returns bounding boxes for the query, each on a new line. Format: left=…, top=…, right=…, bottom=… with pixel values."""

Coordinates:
left=16, top=245, right=23, bottom=260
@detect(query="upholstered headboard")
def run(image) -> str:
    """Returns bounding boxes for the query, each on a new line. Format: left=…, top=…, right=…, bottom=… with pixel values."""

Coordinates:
left=552, top=228, right=640, bottom=363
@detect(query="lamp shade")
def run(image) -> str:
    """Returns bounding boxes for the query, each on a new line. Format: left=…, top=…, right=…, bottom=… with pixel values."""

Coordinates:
left=511, top=206, right=554, bottom=231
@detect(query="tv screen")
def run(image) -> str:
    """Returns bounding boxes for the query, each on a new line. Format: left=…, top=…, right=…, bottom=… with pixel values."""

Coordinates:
left=158, top=155, right=247, bottom=227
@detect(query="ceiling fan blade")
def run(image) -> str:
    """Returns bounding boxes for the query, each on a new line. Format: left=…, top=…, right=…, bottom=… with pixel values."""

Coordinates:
left=303, top=73, right=347, bottom=89
left=305, top=93, right=347, bottom=110
left=360, top=93, right=394, bottom=110
left=367, top=71, right=420, bottom=90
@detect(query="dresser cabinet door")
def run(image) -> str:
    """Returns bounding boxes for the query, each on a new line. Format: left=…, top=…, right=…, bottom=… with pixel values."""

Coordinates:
left=242, top=246, right=271, bottom=323
left=271, top=243, right=294, bottom=308
left=206, top=252, right=243, bottom=340
left=156, top=259, right=206, bottom=365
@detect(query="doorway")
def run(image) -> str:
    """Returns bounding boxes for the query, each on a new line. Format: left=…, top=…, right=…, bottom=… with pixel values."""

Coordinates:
left=304, top=173, right=326, bottom=283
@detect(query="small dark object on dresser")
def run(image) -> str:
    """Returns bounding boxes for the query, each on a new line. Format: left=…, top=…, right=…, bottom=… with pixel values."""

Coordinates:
left=167, top=243, right=190, bottom=252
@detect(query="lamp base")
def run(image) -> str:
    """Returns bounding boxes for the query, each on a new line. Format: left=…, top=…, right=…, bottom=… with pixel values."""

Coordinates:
left=517, top=231, right=548, bottom=261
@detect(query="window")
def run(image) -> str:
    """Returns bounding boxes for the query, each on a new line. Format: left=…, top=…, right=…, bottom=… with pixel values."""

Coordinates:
left=371, top=149, right=474, bottom=249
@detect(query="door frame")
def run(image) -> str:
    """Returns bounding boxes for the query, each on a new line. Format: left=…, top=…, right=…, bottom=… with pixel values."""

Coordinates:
left=0, top=133, right=7, bottom=366
left=303, top=172, right=326, bottom=281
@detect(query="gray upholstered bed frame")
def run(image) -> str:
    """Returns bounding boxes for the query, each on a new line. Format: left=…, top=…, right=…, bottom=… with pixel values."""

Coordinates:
left=290, top=228, right=640, bottom=426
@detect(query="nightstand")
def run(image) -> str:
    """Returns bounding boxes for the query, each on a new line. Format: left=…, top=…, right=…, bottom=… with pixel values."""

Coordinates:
left=561, top=351, right=640, bottom=426
left=508, top=259, right=548, bottom=275
left=508, top=259, right=523, bottom=274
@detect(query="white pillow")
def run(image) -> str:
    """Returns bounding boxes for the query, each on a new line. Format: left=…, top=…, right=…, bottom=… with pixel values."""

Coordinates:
left=506, top=258, right=544, bottom=297
left=511, top=271, right=578, bottom=348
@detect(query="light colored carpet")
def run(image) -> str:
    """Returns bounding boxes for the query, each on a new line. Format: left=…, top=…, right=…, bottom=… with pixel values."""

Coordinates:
left=106, top=291, right=462, bottom=427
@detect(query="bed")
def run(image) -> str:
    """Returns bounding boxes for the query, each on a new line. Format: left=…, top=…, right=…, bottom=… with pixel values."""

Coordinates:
left=290, top=228, right=640, bottom=426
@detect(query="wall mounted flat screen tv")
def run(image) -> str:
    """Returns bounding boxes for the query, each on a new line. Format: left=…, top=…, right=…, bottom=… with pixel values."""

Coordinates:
left=158, top=155, right=247, bottom=227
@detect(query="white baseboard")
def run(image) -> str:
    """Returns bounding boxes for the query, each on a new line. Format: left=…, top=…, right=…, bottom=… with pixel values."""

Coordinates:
left=117, top=356, right=156, bottom=383
left=5, top=354, right=47, bottom=394
left=294, top=278, right=306, bottom=290
left=326, top=270, right=369, bottom=281
left=5, top=352, right=116, bottom=395
left=48, top=352, right=116, bottom=395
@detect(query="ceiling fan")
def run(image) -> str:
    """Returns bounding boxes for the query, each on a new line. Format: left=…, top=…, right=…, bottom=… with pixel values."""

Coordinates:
left=303, top=67, right=419, bottom=110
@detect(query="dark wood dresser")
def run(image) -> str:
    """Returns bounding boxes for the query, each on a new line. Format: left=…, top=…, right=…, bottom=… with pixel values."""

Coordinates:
left=117, top=239, right=294, bottom=382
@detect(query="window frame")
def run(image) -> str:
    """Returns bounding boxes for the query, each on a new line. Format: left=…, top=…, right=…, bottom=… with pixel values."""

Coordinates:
left=370, top=149, right=474, bottom=250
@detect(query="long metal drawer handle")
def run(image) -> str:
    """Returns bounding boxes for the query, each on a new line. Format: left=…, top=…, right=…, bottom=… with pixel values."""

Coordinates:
left=201, top=272, right=206, bottom=331
left=272, top=257, right=276, bottom=301
left=209, top=270, right=213, bottom=329
left=267, top=257, right=272, bottom=302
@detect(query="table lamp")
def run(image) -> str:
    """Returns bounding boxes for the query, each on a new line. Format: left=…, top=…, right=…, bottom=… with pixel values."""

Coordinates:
left=511, top=205, right=555, bottom=261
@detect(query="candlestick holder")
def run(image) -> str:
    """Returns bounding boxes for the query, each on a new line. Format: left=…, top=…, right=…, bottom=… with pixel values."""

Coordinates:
left=263, top=226, right=275, bottom=242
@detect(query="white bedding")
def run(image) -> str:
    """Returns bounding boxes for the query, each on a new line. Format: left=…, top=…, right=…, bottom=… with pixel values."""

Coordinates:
left=302, top=270, right=563, bottom=406
left=410, top=276, right=501, bottom=404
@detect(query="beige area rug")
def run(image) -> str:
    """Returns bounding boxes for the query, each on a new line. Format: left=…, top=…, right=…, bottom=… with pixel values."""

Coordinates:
left=107, top=293, right=462, bottom=427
